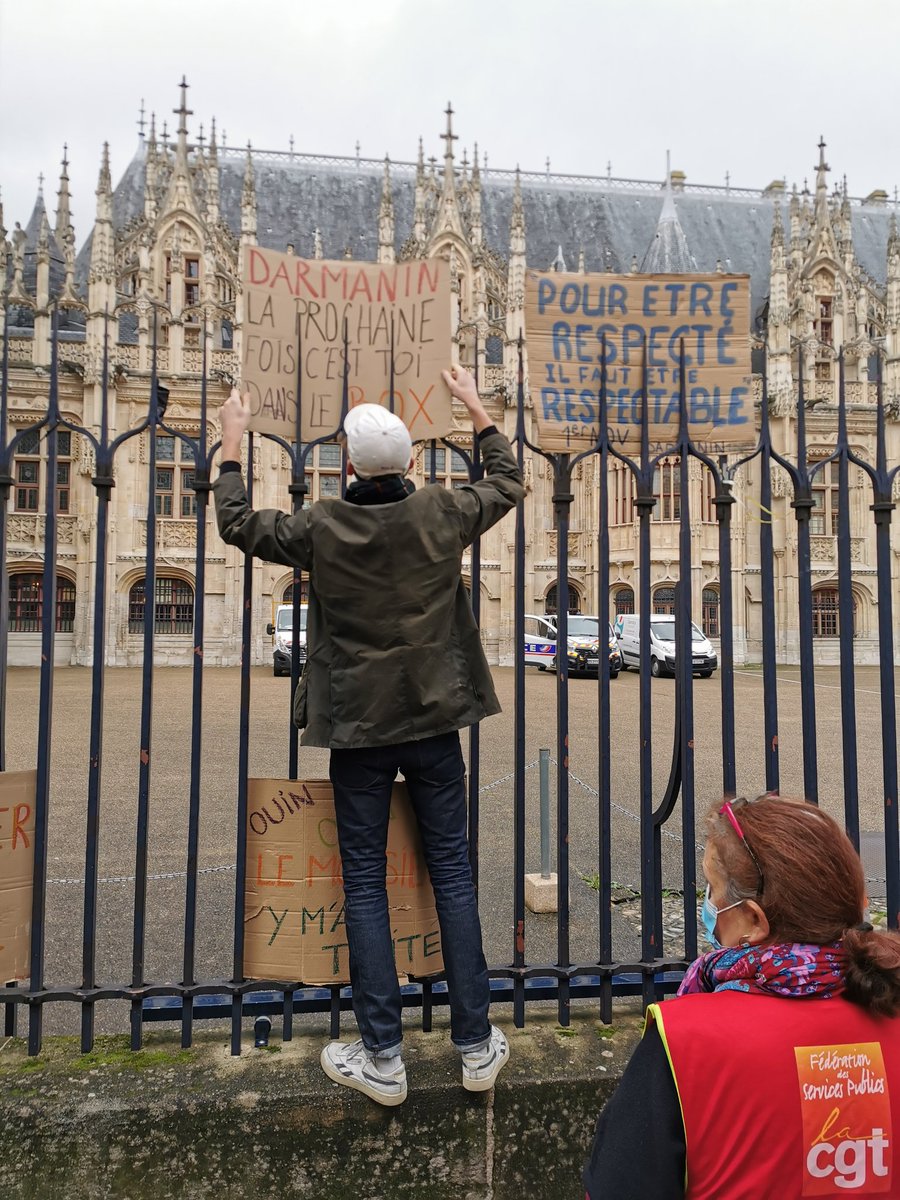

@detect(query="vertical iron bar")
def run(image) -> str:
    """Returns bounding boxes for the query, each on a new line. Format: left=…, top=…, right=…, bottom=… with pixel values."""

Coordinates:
left=675, top=345, right=697, bottom=967
left=130, top=316, right=160, bottom=1049
left=181, top=325, right=211, bottom=1047
left=467, top=331, right=482, bottom=888
left=231, top=431, right=255, bottom=1054
left=835, top=354, right=859, bottom=846
left=539, top=747, right=551, bottom=878
left=714, top=458, right=737, bottom=797
left=758, top=375, right=780, bottom=792
left=27, top=311, right=60, bottom=1056
left=793, top=354, right=819, bottom=803
left=512, top=335, right=527, bottom=1027
left=596, top=347, right=613, bottom=1023
left=288, top=319, right=306, bottom=781
left=634, top=341, right=656, bottom=1007
left=872, top=358, right=899, bottom=929
left=81, top=310, right=112, bottom=1052
left=553, top=455, right=572, bottom=1027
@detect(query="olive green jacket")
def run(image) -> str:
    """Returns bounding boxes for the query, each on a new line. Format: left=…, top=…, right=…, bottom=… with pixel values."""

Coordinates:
left=213, top=431, right=524, bottom=748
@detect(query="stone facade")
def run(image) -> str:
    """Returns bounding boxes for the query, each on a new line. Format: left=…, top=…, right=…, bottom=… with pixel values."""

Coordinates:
left=3, top=86, right=900, bottom=667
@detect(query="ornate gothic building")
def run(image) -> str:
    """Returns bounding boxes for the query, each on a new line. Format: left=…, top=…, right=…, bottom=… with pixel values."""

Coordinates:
left=3, top=83, right=900, bottom=667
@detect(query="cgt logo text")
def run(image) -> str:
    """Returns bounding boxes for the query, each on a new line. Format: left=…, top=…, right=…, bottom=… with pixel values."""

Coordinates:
left=806, top=1127, right=890, bottom=1191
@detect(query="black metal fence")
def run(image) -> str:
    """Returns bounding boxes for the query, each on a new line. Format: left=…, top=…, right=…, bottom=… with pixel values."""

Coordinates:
left=1, top=313, right=898, bottom=1056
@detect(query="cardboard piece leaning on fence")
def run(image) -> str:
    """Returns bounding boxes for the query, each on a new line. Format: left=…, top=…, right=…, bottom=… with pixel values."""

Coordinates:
left=0, top=770, right=36, bottom=984
left=244, top=778, right=444, bottom=984
left=241, top=249, right=454, bottom=442
left=525, top=271, right=753, bottom=453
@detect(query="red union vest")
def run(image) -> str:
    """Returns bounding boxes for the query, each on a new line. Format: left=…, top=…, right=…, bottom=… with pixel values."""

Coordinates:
left=648, top=992, right=899, bottom=1199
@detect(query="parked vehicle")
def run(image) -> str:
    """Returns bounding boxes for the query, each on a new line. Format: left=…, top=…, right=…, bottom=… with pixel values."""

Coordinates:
left=615, top=613, right=717, bottom=678
left=524, top=614, right=557, bottom=669
left=266, top=603, right=308, bottom=677
left=524, top=614, right=620, bottom=678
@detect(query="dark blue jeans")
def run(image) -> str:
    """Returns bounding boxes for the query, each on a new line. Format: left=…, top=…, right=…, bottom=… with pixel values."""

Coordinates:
left=329, top=730, right=490, bottom=1054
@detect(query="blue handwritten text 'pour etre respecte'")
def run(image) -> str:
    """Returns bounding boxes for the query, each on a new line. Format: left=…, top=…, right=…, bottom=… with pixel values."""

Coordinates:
left=535, top=277, right=750, bottom=431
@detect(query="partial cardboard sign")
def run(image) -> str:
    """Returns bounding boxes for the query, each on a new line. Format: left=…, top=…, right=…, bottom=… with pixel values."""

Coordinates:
left=244, top=779, right=444, bottom=985
left=0, top=770, right=36, bottom=984
left=525, top=271, right=752, bottom=453
left=241, top=250, right=454, bottom=441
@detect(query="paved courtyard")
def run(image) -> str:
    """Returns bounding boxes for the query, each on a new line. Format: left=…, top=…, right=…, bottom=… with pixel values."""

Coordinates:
left=5, top=661, right=896, bottom=1035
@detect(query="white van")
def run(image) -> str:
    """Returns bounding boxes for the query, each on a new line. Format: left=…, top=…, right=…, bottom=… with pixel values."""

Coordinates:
left=266, top=604, right=308, bottom=677
left=615, top=613, right=717, bottom=678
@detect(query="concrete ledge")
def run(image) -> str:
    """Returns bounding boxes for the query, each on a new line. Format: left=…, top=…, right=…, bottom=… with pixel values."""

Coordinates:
left=0, top=1009, right=643, bottom=1200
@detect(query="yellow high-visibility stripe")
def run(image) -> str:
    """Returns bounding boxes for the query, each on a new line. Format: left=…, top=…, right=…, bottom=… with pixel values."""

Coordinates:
left=646, top=1004, right=690, bottom=1196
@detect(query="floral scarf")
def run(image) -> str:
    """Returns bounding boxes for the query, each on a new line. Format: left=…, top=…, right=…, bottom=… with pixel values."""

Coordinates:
left=678, top=941, right=847, bottom=999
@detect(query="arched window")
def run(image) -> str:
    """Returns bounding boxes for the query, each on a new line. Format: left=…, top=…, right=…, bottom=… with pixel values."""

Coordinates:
left=128, top=577, right=194, bottom=634
left=653, top=586, right=676, bottom=615
left=811, top=586, right=855, bottom=639
left=702, top=586, right=720, bottom=638
left=614, top=587, right=634, bottom=617
left=485, top=335, right=504, bottom=365
left=545, top=581, right=580, bottom=615
left=282, top=578, right=309, bottom=605
left=9, top=573, right=75, bottom=632
left=610, top=462, right=634, bottom=525
left=652, top=458, right=681, bottom=521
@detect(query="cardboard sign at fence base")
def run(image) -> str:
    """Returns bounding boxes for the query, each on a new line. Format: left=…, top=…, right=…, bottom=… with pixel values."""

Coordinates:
left=525, top=271, right=753, bottom=453
left=244, top=779, right=444, bottom=985
left=0, top=770, right=36, bottom=984
left=240, top=250, right=454, bottom=442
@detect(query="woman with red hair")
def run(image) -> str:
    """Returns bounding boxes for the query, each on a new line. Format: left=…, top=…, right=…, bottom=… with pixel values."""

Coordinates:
left=584, top=795, right=900, bottom=1199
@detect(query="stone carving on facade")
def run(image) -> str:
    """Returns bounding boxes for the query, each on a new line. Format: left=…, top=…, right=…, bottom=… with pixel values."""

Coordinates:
left=810, top=536, right=835, bottom=561
left=79, top=436, right=96, bottom=477
left=547, top=531, right=582, bottom=558
left=770, top=465, right=788, bottom=498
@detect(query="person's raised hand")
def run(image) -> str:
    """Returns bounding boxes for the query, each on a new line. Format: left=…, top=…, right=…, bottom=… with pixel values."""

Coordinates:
left=219, top=388, right=252, bottom=459
left=442, top=365, right=480, bottom=411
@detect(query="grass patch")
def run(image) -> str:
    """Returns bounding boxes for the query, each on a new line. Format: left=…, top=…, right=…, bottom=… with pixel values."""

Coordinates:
left=554, top=1026, right=577, bottom=1039
left=595, top=1026, right=616, bottom=1040
left=0, top=1034, right=195, bottom=1076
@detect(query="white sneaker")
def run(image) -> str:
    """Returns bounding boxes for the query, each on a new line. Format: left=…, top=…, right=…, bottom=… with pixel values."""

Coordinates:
left=461, top=1025, right=510, bottom=1092
left=320, top=1039, right=408, bottom=1106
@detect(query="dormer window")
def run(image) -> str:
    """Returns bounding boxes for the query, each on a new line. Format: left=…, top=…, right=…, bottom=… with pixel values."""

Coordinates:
left=816, top=297, right=833, bottom=345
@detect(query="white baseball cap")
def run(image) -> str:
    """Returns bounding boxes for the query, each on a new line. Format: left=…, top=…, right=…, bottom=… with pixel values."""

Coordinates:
left=343, top=403, right=413, bottom=479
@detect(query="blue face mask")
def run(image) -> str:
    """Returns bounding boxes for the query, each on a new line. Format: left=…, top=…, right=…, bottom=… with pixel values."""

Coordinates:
left=702, top=883, right=744, bottom=950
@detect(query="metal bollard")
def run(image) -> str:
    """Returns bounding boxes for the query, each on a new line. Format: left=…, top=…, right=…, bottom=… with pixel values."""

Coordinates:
left=539, top=747, right=551, bottom=879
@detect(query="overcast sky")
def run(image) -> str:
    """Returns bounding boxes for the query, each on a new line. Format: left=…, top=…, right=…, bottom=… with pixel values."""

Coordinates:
left=2, top=0, right=899, bottom=248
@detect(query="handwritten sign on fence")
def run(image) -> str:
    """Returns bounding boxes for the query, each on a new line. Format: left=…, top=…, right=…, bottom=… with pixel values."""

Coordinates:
left=0, top=770, right=36, bottom=984
left=243, top=778, right=443, bottom=984
left=241, top=250, right=454, bottom=442
left=525, top=271, right=752, bottom=453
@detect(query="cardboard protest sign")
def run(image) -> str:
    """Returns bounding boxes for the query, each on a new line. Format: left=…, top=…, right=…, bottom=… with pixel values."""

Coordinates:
left=241, top=250, right=454, bottom=442
left=0, top=770, right=36, bottom=984
left=244, top=778, right=444, bottom=984
left=525, top=271, right=752, bottom=453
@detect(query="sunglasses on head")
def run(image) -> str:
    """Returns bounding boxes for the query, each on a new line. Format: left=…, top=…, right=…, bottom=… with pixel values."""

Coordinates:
left=719, top=799, right=765, bottom=898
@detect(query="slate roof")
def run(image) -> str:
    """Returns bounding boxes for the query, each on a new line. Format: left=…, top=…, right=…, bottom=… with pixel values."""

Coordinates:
left=48, top=140, right=900, bottom=336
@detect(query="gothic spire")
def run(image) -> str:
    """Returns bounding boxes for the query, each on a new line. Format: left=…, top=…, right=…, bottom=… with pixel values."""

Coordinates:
left=641, top=154, right=696, bottom=273
left=55, top=144, right=73, bottom=243
left=241, top=143, right=257, bottom=238
left=431, top=102, right=464, bottom=239
left=378, top=154, right=395, bottom=264
left=509, top=165, right=525, bottom=256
